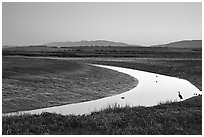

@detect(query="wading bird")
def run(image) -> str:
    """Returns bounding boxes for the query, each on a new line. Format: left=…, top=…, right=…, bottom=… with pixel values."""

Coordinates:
left=178, top=91, right=183, bottom=100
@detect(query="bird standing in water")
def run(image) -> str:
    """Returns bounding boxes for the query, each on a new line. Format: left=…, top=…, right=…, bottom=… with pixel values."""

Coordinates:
left=178, top=91, right=183, bottom=101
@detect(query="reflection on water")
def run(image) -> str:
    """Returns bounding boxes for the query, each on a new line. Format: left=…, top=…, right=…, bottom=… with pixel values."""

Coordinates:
left=3, top=64, right=201, bottom=116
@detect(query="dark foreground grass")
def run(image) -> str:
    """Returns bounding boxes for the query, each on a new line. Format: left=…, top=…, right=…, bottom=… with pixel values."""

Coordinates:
left=2, top=95, right=202, bottom=135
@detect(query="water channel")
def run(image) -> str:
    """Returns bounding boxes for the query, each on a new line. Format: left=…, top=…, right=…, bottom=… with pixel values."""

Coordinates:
left=3, top=64, right=201, bottom=116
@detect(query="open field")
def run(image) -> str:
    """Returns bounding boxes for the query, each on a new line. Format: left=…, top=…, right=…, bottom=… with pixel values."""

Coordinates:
left=25, top=56, right=201, bottom=91
left=74, top=57, right=202, bottom=91
left=2, top=56, right=138, bottom=113
left=2, top=95, right=202, bottom=135
left=3, top=45, right=202, bottom=90
left=3, top=46, right=202, bottom=58
left=2, top=46, right=202, bottom=134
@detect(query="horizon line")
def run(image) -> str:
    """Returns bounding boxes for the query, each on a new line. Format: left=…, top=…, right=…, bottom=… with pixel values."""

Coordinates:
left=3, top=39, right=202, bottom=47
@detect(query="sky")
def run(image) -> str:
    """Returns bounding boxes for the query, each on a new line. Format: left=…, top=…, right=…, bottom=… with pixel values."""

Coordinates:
left=2, top=2, right=202, bottom=46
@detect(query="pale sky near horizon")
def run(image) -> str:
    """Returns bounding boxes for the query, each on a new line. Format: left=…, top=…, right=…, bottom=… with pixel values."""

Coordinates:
left=2, top=2, right=202, bottom=46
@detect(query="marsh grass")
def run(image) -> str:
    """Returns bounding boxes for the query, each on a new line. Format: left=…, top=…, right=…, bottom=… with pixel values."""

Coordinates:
left=2, top=96, right=202, bottom=135
left=2, top=48, right=202, bottom=135
left=3, top=57, right=138, bottom=113
left=87, top=59, right=202, bottom=91
left=157, top=99, right=178, bottom=105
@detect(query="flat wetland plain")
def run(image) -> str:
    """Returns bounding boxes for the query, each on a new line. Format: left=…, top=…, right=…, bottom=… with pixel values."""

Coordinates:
left=2, top=46, right=202, bottom=135
left=3, top=56, right=138, bottom=113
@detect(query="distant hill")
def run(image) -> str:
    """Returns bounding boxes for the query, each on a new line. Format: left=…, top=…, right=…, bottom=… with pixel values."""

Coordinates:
left=46, top=40, right=141, bottom=47
left=151, top=40, right=202, bottom=48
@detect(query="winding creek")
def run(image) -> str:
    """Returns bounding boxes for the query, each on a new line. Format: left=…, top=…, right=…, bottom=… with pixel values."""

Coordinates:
left=3, top=64, right=201, bottom=116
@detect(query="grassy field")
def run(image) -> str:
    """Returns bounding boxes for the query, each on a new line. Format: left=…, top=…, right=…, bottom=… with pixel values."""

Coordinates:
left=2, top=46, right=202, bottom=134
left=76, top=58, right=202, bottom=91
left=34, top=57, right=201, bottom=91
left=3, top=46, right=201, bottom=89
left=2, top=95, right=202, bottom=135
left=3, top=46, right=202, bottom=58
left=2, top=56, right=138, bottom=113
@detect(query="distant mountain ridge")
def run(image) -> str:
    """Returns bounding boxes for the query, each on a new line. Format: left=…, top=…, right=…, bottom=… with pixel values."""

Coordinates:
left=46, top=40, right=141, bottom=47
left=151, top=40, right=202, bottom=48
left=4, top=40, right=201, bottom=48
